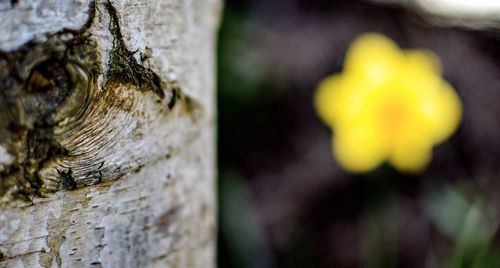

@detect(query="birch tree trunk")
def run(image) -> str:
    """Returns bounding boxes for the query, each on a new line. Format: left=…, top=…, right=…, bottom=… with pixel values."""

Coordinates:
left=0, top=0, right=220, bottom=267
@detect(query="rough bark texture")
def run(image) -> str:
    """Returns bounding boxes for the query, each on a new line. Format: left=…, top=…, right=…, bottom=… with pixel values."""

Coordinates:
left=0, top=0, right=220, bottom=267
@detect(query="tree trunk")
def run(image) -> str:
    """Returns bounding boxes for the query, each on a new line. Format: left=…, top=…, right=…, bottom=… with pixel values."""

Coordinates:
left=0, top=0, right=220, bottom=267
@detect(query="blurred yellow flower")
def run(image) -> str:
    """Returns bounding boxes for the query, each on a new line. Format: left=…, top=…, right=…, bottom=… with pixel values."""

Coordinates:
left=315, top=33, right=462, bottom=173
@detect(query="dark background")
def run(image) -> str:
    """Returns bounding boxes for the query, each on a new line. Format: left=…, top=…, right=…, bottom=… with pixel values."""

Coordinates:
left=217, top=1, right=500, bottom=267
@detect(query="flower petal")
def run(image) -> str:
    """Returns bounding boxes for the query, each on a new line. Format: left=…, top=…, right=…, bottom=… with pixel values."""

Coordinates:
left=344, top=33, right=403, bottom=87
left=314, top=75, right=342, bottom=126
left=428, top=81, right=462, bottom=143
left=389, top=132, right=433, bottom=173
left=405, top=49, right=442, bottom=76
left=333, top=122, right=389, bottom=173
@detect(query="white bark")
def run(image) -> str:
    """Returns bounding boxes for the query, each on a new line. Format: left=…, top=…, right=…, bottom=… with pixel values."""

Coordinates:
left=0, top=0, right=220, bottom=267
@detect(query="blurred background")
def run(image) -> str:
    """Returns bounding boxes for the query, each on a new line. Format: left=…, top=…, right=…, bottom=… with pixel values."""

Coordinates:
left=216, top=0, right=500, bottom=267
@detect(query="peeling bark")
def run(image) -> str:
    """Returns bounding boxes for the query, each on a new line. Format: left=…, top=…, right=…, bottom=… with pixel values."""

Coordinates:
left=0, top=0, right=220, bottom=267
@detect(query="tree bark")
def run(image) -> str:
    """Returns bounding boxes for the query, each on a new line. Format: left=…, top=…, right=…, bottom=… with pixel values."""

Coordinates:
left=0, top=0, right=220, bottom=267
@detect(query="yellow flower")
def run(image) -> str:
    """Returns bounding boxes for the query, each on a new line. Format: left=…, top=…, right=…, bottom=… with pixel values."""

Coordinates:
left=315, top=33, right=462, bottom=173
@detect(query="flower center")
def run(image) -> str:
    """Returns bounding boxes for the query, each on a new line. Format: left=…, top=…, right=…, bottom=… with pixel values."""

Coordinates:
left=380, top=97, right=408, bottom=134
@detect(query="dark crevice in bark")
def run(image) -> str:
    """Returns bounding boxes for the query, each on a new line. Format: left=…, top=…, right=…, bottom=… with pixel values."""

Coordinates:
left=104, top=0, right=165, bottom=99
